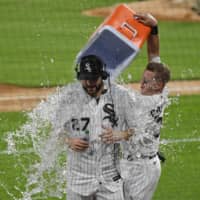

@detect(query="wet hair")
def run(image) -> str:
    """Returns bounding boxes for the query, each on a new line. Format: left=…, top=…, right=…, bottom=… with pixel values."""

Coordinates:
left=146, top=62, right=170, bottom=85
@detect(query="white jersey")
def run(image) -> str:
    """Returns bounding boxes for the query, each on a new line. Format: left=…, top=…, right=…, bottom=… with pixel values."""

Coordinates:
left=49, top=81, right=137, bottom=196
left=120, top=89, right=169, bottom=200
left=122, top=88, right=169, bottom=159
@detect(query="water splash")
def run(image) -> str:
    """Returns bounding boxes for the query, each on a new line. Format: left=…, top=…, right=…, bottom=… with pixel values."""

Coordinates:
left=3, top=86, right=70, bottom=200
left=2, top=83, right=172, bottom=199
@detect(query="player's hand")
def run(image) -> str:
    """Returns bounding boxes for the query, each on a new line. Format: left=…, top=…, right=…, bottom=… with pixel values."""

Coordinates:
left=65, top=137, right=89, bottom=152
left=100, top=126, right=114, bottom=143
left=134, top=13, right=157, bottom=27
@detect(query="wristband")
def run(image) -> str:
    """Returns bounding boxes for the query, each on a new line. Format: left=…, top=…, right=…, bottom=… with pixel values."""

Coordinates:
left=151, top=26, right=158, bottom=35
left=150, top=56, right=161, bottom=63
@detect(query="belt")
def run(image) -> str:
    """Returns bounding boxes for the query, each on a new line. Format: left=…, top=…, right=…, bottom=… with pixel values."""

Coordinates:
left=127, top=153, right=157, bottom=161
left=112, top=174, right=121, bottom=182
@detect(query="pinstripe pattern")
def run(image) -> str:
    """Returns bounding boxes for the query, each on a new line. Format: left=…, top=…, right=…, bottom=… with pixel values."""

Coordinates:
left=121, top=91, right=168, bottom=200
left=122, top=156, right=161, bottom=200
left=122, top=91, right=168, bottom=159
left=53, top=82, right=136, bottom=199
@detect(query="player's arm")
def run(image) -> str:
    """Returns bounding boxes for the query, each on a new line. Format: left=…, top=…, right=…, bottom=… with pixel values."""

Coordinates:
left=100, top=127, right=134, bottom=143
left=134, top=13, right=160, bottom=63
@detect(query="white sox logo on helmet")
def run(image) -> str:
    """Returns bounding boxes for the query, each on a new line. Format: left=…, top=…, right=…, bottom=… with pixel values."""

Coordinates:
left=85, top=62, right=92, bottom=72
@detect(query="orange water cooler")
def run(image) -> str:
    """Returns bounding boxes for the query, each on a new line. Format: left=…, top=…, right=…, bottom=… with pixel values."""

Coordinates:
left=76, top=4, right=151, bottom=80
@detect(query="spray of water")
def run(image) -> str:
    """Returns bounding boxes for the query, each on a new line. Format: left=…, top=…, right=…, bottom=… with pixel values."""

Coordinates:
left=2, top=80, right=172, bottom=200
left=3, top=86, right=73, bottom=200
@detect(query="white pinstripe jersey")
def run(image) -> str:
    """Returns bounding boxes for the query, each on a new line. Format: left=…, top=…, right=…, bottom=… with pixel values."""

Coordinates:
left=50, top=81, right=137, bottom=196
left=122, top=89, right=169, bottom=159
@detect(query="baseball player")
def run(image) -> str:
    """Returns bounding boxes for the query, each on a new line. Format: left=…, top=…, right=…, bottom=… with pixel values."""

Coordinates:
left=101, top=13, right=170, bottom=200
left=121, top=62, right=170, bottom=200
left=53, top=54, right=138, bottom=200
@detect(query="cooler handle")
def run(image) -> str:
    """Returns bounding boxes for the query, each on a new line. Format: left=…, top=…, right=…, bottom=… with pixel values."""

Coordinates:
left=121, top=22, right=138, bottom=38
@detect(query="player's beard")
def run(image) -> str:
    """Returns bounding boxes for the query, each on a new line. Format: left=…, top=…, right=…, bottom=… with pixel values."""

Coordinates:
left=83, top=81, right=104, bottom=97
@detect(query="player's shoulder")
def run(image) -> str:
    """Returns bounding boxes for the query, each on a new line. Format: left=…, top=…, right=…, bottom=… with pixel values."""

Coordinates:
left=135, top=91, right=168, bottom=109
left=135, top=93, right=160, bottom=107
left=111, top=82, right=136, bottom=95
left=61, top=82, right=82, bottom=94
left=46, top=82, right=82, bottom=104
left=110, top=82, right=137, bottom=104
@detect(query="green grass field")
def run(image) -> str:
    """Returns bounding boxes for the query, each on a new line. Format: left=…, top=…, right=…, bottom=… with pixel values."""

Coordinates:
left=0, top=0, right=200, bottom=86
left=0, top=95, right=200, bottom=199
left=0, top=0, right=200, bottom=199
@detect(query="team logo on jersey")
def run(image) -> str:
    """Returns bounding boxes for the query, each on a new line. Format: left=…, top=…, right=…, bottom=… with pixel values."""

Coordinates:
left=103, top=103, right=118, bottom=127
left=150, top=106, right=163, bottom=124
